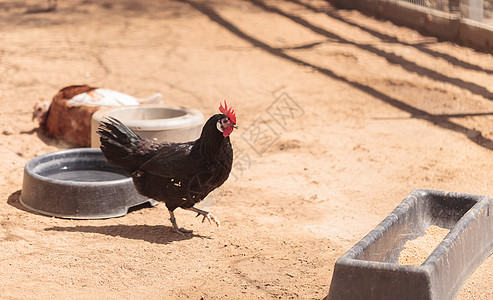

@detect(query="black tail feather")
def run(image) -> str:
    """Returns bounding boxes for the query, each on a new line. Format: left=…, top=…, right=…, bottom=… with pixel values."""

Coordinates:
left=98, top=117, right=144, bottom=172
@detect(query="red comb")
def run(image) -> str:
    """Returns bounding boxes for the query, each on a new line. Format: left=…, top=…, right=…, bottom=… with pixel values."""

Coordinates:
left=219, top=101, right=236, bottom=124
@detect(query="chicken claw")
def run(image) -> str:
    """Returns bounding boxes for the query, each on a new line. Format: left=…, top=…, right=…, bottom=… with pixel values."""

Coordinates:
left=187, top=207, right=221, bottom=228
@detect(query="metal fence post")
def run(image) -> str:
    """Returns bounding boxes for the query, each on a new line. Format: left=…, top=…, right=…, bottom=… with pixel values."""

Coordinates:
left=449, top=0, right=460, bottom=13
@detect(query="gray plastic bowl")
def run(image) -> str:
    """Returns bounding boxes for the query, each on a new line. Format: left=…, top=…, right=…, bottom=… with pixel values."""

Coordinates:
left=328, top=189, right=493, bottom=300
left=90, top=105, right=204, bottom=147
left=20, top=148, right=156, bottom=219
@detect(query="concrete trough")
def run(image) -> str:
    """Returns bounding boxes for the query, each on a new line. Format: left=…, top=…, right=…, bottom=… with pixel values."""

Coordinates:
left=328, top=189, right=492, bottom=300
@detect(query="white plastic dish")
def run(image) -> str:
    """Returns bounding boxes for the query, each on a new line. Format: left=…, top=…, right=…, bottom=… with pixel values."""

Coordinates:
left=90, top=105, right=204, bottom=147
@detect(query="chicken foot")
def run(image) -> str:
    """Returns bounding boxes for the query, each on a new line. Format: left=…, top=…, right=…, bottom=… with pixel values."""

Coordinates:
left=168, top=207, right=220, bottom=234
left=186, top=207, right=221, bottom=228
left=168, top=210, right=193, bottom=234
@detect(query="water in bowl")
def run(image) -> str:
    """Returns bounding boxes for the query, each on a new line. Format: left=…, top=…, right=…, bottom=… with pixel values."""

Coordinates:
left=39, top=165, right=130, bottom=182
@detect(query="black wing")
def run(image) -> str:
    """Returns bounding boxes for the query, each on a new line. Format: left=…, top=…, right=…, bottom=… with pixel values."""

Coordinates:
left=138, top=141, right=197, bottom=178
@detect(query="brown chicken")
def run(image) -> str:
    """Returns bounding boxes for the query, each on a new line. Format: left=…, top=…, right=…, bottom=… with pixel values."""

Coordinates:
left=33, top=85, right=101, bottom=146
left=33, top=85, right=162, bottom=146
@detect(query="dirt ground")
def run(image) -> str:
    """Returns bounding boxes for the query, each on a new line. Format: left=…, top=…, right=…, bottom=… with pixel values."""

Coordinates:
left=0, top=0, right=492, bottom=299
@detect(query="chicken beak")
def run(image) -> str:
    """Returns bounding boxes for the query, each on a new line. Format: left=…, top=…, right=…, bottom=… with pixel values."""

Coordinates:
left=233, top=124, right=238, bottom=129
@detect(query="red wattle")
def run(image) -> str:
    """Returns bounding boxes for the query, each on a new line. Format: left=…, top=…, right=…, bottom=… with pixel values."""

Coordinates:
left=223, top=126, right=233, bottom=137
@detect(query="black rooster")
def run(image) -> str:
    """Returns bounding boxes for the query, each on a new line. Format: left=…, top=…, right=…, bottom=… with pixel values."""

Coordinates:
left=98, top=102, right=237, bottom=233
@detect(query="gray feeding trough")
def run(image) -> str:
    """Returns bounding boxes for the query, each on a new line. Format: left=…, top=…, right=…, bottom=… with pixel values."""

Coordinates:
left=328, top=189, right=492, bottom=300
left=21, top=148, right=156, bottom=219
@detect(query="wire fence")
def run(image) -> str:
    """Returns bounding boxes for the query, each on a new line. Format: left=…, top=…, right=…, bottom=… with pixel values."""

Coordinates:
left=329, top=0, right=493, bottom=52
left=397, top=0, right=493, bottom=25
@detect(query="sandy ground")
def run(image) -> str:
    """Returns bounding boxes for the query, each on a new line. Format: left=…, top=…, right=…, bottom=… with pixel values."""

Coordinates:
left=0, top=0, right=492, bottom=299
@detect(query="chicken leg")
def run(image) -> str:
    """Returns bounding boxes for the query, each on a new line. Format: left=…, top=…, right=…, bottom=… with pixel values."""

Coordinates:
left=168, top=207, right=220, bottom=234
left=168, top=210, right=193, bottom=234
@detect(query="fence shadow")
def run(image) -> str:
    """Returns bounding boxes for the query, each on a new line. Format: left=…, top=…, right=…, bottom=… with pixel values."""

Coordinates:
left=181, top=0, right=493, bottom=151
left=287, top=0, right=493, bottom=75
left=249, top=0, right=493, bottom=101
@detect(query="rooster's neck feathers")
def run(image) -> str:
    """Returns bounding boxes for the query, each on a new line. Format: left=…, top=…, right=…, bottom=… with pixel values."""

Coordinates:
left=191, top=114, right=229, bottom=159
